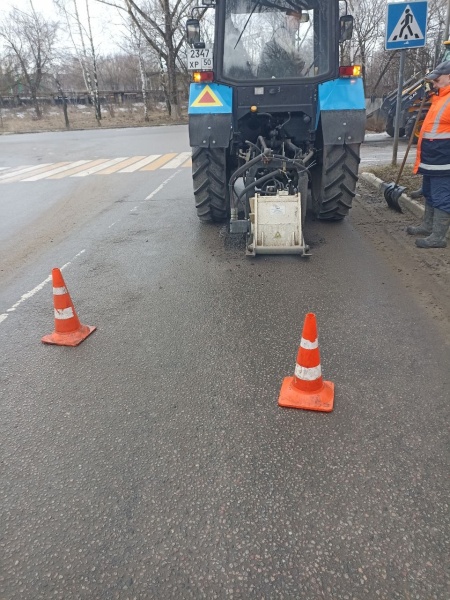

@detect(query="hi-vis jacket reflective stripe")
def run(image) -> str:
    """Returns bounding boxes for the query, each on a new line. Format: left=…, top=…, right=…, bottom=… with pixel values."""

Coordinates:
left=414, top=85, right=450, bottom=175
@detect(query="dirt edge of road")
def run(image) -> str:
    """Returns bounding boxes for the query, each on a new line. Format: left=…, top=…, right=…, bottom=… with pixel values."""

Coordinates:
left=355, top=174, right=450, bottom=343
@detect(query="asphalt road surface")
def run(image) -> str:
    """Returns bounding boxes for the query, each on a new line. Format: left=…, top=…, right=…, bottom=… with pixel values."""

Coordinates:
left=0, top=127, right=449, bottom=600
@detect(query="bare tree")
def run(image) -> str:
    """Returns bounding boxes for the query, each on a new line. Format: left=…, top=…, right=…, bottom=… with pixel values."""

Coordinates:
left=426, top=0, right=450, bottom=64
left=361, top=0, right=449, bottom=97
left=0, top=1, right=59, bottom=119
left=107, top=12, right=155, bottom=121
left=49, top=50, right=79, bottom=129
left=131, top=21, right=151, bottom=121
left=346, top=0, right=385, bottom=89
left=98, top=53, right=140, bottom=89
left=97, top=0, right=195, bottom=119
left=56, top=0, right=102, bottom=123
left=53, top=70, right=70, bottom=128
left=0, top=51, right=16, bottom=97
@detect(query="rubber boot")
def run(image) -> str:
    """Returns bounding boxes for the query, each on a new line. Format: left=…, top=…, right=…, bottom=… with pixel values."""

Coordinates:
left=415, top=208, right=450, bottom=248
left=406, top=202, right=434, bottom=235
left=410, top=187, right=424, bottom=199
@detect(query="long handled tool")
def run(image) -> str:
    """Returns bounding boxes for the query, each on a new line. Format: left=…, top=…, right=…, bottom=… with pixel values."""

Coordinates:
left=380, top=90, right=428, bottom=212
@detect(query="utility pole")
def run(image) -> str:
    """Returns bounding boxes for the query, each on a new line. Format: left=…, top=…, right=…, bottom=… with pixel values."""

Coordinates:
left=392, top=50, right=406, bottom=166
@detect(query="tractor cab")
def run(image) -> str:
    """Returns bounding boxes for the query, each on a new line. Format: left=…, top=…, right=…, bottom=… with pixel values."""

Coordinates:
left=218, top=0, right=333, bottom=84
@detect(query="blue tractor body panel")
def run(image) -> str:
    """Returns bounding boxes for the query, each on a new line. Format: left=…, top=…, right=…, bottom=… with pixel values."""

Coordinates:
left=188, top=83, right=234, bottom=148
left=318, top=77, right=365, bottom=112
left=188, top=78, right=366, bottom=147
left=188, top=83, right=233, bottom=114
left=318, top=77, right=366, bottom=144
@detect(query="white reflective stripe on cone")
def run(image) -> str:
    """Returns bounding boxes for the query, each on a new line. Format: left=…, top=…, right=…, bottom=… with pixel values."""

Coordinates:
left=54, top=307, right=74, bottom=319
left=300, top=337, right=318, bottom=350
left=53, top=286, right=68, bottom=295
left=295, top=364, right=322, bottom=381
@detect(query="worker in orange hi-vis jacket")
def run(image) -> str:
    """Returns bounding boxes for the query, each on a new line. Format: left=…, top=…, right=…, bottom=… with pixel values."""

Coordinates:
left=408, top=60, right=450, bottom=248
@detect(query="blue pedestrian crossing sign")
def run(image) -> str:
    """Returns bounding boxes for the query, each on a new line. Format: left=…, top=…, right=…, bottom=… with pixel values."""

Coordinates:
left=385, top=2, right=428, bottom=50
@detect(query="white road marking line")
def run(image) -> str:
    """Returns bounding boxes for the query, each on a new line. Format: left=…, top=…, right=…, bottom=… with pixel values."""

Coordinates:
left=91, top=156, right=142, bottom=174
left=71, top=157, right=128, bottom=177
left=145, top=171, right=179, bottom=200
left=1, top=170, right=182, bottom=325
left=0, top=164, right=54, bottom=181
left=119, top=155, right=161, bottom=172
left=23, top=160, right=91, bottom=181
left=0, top=250, right=85, bottom=326
left=0, top=165, right=32, bottom=177
left=161, top=152, right=192, bottom=169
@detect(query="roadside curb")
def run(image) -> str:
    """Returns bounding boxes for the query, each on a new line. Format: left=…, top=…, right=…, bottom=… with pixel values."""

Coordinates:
left=0, top=120, right=189, bottom=137
left=359, top=172, right=424, bottom=220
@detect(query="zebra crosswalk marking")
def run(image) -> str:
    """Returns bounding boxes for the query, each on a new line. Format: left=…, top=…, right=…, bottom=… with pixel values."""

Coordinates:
left=72, top=157, right=128, bottom=177
left=49, top=159, right=110, bottom=179
left=22, top=160, right=92, bottom=181
left=161, top=152, right=192, bottom=169
left=9, top=162, right=69, bottom=183
left=0, top=164, right=53, bottom=181
left=98, top=156, right=147, bottom=174
left=140, top=153, right=177, bottom=170
left=0, top=153, right=194, bottom=182
left=118, top=155, right=161, bottom=172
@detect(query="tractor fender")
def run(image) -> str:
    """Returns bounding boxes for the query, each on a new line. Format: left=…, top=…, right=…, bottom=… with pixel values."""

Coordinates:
left=188, top=83, right=233, bottom=148
left=189, top=114, right=233, bottom=148
left=317, top=78, right=366, bottom=145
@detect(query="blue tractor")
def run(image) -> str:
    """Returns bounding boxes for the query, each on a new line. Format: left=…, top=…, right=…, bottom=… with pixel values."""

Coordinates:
left=186, top=0, right=365, bottom=255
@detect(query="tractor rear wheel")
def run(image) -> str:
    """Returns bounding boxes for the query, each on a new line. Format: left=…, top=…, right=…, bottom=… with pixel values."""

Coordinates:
left=312, top=143, right=361, bottom=221
left=192, top=147, right=229, bottom=222
left=404, top=117, right=421, bottom=145
left=386, top=117, right=405, bottom=138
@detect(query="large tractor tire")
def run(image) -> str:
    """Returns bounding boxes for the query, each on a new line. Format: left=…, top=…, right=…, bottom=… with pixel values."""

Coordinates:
left=386, top=117, right=405, bottom=138
left=312, top=143, right=361, bottom=221
left=192, top=147, right=229, bottom=222
left=404, top=117, right=421, bottom=145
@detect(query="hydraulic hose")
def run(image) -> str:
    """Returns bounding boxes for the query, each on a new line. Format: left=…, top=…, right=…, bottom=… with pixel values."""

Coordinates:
left=229, top=147, right=314, bottom=220
left=236, top=169, right=284, bottom=207
left=229, top=147, right=272, bottom=219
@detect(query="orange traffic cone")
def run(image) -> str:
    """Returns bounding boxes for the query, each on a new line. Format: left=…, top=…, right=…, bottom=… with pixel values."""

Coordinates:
left=278, top=312, right=334, bottom=412
left=41, top=268, right=96, bottom=347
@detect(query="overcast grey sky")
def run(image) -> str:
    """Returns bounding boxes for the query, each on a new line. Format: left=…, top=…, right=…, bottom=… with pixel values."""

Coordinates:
left=1, top=0, right=114, bottom=17
left=1, top=0, right=122, bottom=53
left=1, top=0, right=56, bottom=14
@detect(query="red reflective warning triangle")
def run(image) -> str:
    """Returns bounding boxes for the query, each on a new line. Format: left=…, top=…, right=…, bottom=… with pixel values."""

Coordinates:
left=191, top=85, right=223, bottom=108
left=200, top=90, right=215, bottom=103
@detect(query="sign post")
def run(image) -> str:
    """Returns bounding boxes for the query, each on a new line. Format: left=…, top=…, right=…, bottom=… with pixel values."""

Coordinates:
left=385, top=2, right=428, bottom=165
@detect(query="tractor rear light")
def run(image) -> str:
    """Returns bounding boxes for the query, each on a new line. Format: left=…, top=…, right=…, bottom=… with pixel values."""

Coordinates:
left=192, top=71, right=214, bottom=83
left=339, top=65, right=362, bottom=78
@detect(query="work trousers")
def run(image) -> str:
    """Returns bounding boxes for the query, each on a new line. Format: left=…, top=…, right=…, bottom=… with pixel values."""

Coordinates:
left=422, top=174, right=450, bottom=213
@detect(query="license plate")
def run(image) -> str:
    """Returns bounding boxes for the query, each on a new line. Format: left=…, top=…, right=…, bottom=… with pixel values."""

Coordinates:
left=188, top=48, right=213, bottom=71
